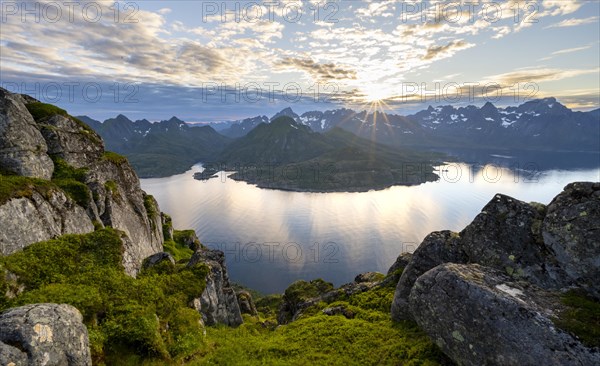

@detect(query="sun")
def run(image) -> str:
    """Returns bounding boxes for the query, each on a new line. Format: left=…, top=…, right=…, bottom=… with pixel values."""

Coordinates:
left=362, top=86, right=390, bottom=103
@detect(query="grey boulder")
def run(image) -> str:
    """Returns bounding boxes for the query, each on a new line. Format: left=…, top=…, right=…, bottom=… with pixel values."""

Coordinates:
left=0, top=303, right=92, bottom=366
left=542, top=182, right=600, bottom=299
left=410, top=263, right=599, bottom=366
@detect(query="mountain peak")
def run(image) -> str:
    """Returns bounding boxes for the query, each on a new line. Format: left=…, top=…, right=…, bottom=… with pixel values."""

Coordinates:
left=271, top=107, right=299, bottom=121
left=168, top=116, right=185, bottom=124
left=115, top=114, right=132, bottom=122
left=481, top=101, right=497, bottom=112
left=517, top=97, right=569, bottom=114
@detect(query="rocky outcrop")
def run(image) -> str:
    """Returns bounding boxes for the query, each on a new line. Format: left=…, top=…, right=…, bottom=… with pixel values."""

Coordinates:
left=188, top=248, right=243, bottom=326
left=391, top=231, right=466, bottom=321
left=277, top=273, right=390, bottom=324
left=0, top=88, right=163, bottom=276
left=0, top=190, right=94, bottom=255
left=542, top=182, right=600, bottom=299
left=0, top=303, right=92, bottom=365
left=0, top=88, right=53, bottom=179
left=410, top=263, right=600, bottom=366
left=142, top=252, right=175, bottom=269
left=236, top=290, right=258, bottom=316
left=173, top=230, right=201, bottom=251
left=37, top=114, right=103, bottom=169
left=86, top=159, right=163, bottom=275
left=322, top=305, right=355, bottom=319
left=391, top=182, right=600, bottom=365
left=161, top=213, right=174, bottom=241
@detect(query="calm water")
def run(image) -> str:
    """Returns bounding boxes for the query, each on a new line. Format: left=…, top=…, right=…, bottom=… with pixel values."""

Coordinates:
left=141, top=157, right=599, bottom=294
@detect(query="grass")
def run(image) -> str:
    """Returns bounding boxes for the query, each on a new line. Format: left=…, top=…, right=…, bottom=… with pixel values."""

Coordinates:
left=172, top=230, right=201, bottom=251
left=25, top=101, right=68, bottom=121
left=0, top=173, right=57, bottom=205
left=553, top=290, right=600, bottom=348
left=0, top=225, right=447, bottom=365
left=163, top=238, right=195, bottom=263
left=104, top=180, right=121, bottom=202
left=144, top=194, right=159, bottom=224
left=25, top=102, right=101, bottom=142
left=0, top=229, right=209, bottom=364
left=103, top=151, right=129, bottom=166
left=191, top=282, right=446, bottom=366
left=53, top=179, right=91, bottom=206
left=50, top=157, right=91, bottom=206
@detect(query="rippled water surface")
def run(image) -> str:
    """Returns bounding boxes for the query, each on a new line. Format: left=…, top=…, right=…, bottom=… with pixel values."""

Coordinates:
left=141, top=158, right=599, bottom=294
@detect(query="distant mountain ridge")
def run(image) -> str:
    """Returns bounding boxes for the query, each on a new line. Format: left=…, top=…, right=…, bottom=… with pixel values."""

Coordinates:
left=79, top=114, right=230, bottom=177
left=79, top=97, right=599, bottom=178
left=218, top=98, right=600, bottom=152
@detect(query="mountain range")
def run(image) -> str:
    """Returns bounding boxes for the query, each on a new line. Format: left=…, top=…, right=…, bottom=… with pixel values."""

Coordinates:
left=79, top=98, right=600, bottom=179
left=77, top=114, right=230, bottom=177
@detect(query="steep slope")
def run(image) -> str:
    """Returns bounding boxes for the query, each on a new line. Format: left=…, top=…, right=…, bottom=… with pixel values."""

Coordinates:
left=0, top=88, right=162, bottom=275
left=217, top=116, right=332, bottom=164
left=80, top=115, right=231, bottom=177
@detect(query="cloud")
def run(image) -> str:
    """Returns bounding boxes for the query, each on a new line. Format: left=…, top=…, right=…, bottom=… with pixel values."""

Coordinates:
left=421, top=40, right=473, bottom=61
left=552, top=45, right=592, bottom=55
left=545, top=16, right=599, bottom=28
left=484, top=68, right=600, bottom=85
left=157, top=8, right=171, bottom=15
left=275, top=58, right=357, bottom=81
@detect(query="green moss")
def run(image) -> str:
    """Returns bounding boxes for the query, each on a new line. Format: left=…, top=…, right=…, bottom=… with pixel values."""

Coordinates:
left=52, top=157, right=88, bottom=181
left=255, top=294, right=283, bottom=317
left=144, top=194, right=158, bottom=220
left=25, top=102, right=68, bottom=121
left=163, top=240, right=194, bottom=263
left=104, top=180, right=121, bottom=202
left=284, top=279, right=334, bottom=310
left=173, top=230, right=201, bottom=251
left=162, top=213, right=173, bottom=241
left=25, top=102, right=99, bottom=140
left=0, top=174, right=56, bottom=205
left=46, top=158, right=91, bottom=206
left=553, top=290, right=600, bottom=348
left=0, top=229, right=209, bottom=363
left=103, top=151, right=128, bottom=165
left=53, top=178, right=91, bottom=206
left=348, top=286, right=395, bottom=314
left=529, top=201, right=547, bottom=216
left=194, top=285, right=446, bottom=365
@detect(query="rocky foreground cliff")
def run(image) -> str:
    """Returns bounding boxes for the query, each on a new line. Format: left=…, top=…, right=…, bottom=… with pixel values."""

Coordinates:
left=392, top=182, right=600, bottom=365
left=0, top=88, right=244, bottom=364
left=0, top=88, right=162, bottom=276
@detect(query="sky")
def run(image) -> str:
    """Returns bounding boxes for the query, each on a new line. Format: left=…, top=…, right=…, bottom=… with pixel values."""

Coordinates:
left=1, top=0, right=599, bottom=122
